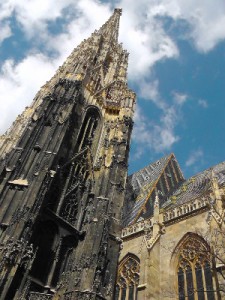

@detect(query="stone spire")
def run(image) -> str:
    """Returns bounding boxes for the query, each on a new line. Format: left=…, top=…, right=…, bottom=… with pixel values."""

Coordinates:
left=99, top=8, right=122, bottom=43
left=0, top=9, right=135, bottom=299
left=0, top=8, right=132, bottom=161
left=54, top=7, right=128, bottom=87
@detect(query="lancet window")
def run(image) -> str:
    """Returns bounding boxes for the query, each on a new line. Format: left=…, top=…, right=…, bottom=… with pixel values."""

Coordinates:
left=116, top=254, right=140, bottom=300
left=76, top=107, right=101, bottom=153
left=59, top=161, right=87, bottom=226
left=177, top=234, right=216, bottom=300
left=56, top=107, right=99, bottom=225
left=60, top=191, right=79, bottom=225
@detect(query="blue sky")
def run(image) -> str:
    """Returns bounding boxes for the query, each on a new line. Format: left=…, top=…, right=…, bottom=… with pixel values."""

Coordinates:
left=0, top=0, right=225, bottom=179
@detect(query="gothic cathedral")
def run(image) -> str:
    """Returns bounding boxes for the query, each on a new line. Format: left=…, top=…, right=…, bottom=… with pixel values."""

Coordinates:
left=0, top=9, right=135, bottom=300
left=0, top=8, right=224, bottom=300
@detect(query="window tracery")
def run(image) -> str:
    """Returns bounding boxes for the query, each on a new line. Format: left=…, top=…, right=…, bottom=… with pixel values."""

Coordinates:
left=76, top=107, right=101, bottom=154
left=177, top=235, right=216, bottom=300
left=116, top=254, right=140, bottom=300
left=60, top=191, right=79, bottom=225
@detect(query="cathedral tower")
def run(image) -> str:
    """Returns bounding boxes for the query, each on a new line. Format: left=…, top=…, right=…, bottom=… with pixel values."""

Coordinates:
left=0, top=9, right=135, bottom=300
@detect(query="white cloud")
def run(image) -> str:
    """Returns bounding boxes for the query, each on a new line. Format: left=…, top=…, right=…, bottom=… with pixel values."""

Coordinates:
left=185, top=148, right=204, bottom=167
left=119, top=2, right=179, bottom=79
left=133, top=100, right=180, bottom=154
left=0, top=54, right=59, bottom=132
left=138, top=79, right=167, bottom=110
left=173, top=91, right=188, bottom=105
left=137, top=0, right=225, bottom=52
left=0, top=0, right=75, bottom=39
left=0, top=22, right=11, bottom=44
left=133, top=81, right=189, bottom=155
left=198, top=99, right=208, bottom=108
left=44, top=1, right=112, bottom=60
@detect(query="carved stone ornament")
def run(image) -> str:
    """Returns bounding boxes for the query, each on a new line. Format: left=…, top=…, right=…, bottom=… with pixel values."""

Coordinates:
left=0, top=238, right=34, bottom=268
left=29, top=292, right=53, bottom=300
left=117, top=255, right=140, bottom=287
left=10, top=206, right=30, bottom=227
left=58, top=78, right=80, bottom=91
left=178, top=235, right=210, bottom=270
left=123, top=115, right=133, bottom=128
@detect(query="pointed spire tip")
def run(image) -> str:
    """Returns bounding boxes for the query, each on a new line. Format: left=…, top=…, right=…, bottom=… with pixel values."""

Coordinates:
left=114, top=8, right=122, bottom=16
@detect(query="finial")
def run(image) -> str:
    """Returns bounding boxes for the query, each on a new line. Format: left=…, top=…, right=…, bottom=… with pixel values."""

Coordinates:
left=211, top=168, right=218, bottom=187
left=154, top=189, right=159, bottom=208
left=114, top=8, right=122, bottom=16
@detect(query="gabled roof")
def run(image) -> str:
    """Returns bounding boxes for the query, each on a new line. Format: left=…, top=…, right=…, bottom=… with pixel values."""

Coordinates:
left=123, top=154, right=184, bottom=226
left=129, top=154, right=172, bottom=194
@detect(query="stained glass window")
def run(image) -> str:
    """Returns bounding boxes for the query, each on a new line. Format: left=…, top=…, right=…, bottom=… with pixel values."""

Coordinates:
left=116, top=254, right=140, bottom=300
left=177, top=235, right=216, bottom=300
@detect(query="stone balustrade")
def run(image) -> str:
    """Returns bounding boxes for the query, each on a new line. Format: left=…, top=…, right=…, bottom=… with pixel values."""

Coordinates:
left=121, top=217, right=154, bottom=238
left=122, top=195, right=209, bottom=239
left=163, top=196, right=209, bottom=223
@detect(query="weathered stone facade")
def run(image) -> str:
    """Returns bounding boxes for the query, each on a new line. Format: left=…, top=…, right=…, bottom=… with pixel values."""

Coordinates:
left=0, top=9, right=135, bottom=300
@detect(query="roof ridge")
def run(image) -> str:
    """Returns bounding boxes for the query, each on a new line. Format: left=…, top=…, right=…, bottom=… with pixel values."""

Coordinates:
left=128, top=153, right=173, bottom=178
left=130, top=154, right=174, bottom=225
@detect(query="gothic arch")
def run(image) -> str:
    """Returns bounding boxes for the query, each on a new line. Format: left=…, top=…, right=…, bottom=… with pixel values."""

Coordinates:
left=76, top=105, right=102, bottom=153
left=118, top=252, right=140, bottom=265
left=116, top=253, right=140, bottom=300
left=84, top=105, right=102, bottom=118
left=171, top=232, right=210, bottom=263
left=172, top=232, right=216, bottom=300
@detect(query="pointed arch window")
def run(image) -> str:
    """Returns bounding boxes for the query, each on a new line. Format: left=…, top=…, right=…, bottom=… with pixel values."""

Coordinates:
left=76, top=107, right=101, bottom=153
left=116, top=254, right=140, bottom=300
left=176, top=235, right=216, bottom=300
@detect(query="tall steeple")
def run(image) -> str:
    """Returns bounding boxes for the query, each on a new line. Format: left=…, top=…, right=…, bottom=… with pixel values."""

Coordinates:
left=99, top=8, right=122, bottom=42
left=0, top=8, right=129, bottom=160
left=0, top=9, right=135, bottom=300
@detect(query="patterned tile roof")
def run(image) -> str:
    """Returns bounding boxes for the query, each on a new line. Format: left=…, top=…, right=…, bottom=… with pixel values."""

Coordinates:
left=130, top=155, right=172, bottom=193
left=163, top=160, right=225, bottom=209
left=123, top=154, right=172, bottom=226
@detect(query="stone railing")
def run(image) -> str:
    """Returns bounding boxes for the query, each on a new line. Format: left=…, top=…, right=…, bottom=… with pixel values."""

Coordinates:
left=122, top=196, right=210, bottom=239
left=163, top=196, right=209, bottom=223
left=121, top=217, right=154, bottom=238
left=29, top=292, right=53, bottom=300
